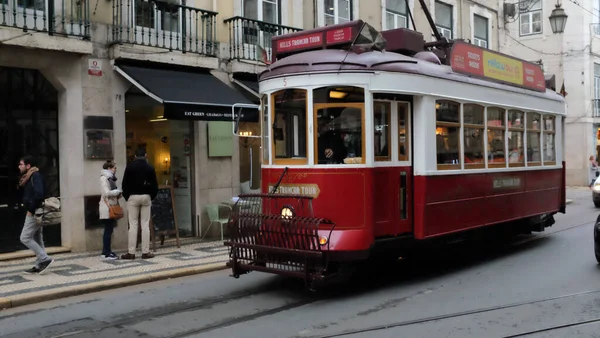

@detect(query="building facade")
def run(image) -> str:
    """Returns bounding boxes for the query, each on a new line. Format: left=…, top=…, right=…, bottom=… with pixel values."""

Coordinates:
left=500, top=0, right=590, bottom=185
left=0, top=0, right=512, bottom=255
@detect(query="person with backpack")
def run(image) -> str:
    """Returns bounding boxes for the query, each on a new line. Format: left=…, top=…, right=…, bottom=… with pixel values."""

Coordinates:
left=18, top=155, right=54, bottom=274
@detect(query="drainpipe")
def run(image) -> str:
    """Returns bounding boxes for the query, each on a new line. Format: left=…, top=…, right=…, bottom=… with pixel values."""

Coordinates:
left=314, top=0, right=318, bottom=28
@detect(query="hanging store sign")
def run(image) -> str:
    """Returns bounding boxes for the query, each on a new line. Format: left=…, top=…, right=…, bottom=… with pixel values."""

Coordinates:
left=450, top=41, right=545, bottom=92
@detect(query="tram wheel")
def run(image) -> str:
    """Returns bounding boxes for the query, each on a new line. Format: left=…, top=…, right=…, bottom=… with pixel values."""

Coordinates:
left=594, top=215, right=600, bottom=264
left=594, top=201, right=600, bottom=208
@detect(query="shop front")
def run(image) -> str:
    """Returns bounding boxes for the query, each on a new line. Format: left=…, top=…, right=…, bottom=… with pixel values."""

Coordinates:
left=0, top=66, right=61, bottom=254
left=114, top=62, right=259, bottom=240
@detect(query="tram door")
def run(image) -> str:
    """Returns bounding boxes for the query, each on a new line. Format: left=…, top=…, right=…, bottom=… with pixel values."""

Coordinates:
left=373, top=101, right=412, bottom=237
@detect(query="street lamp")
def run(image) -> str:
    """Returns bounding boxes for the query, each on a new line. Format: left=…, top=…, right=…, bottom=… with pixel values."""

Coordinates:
left=549, top=1, right=568, bottom=34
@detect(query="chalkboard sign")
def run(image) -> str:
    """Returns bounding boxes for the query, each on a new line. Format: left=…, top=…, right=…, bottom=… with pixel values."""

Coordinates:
left=150, top=185, right=180, bottom=247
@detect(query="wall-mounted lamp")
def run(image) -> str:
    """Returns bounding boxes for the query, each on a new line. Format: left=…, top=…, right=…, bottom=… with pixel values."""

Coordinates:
left=163, top=156, right=170, bottom=174
left=549, top=1, right=568, bottom=34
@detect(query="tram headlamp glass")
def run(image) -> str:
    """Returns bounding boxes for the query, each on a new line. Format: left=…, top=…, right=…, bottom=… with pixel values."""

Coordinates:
left=281, top=206, right=294, bottom=218
left=593, top=183, right=600, bottom=192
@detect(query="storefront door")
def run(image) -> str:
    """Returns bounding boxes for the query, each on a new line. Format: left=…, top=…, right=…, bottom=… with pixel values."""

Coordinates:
left=0, top=67, right=61, bottom=253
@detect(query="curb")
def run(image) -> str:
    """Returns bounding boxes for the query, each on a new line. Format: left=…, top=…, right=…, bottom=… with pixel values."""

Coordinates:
left=0, top=262, right=228, bottom=310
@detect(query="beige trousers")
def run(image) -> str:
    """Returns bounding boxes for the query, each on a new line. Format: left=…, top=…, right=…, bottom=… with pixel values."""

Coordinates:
left=127, top=194, right=152, bottom=254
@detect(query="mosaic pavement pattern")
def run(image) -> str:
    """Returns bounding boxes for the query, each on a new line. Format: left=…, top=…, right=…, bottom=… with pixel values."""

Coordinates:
left=0, top=240, right=229, bottom=298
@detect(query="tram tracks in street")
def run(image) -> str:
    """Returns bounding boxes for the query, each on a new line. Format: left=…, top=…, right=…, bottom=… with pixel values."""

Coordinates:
left=310, top=288, right=600, bottom=338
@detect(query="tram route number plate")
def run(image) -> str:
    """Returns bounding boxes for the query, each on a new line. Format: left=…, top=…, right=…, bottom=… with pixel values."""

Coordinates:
left=493, top=177, right=521, bottom=189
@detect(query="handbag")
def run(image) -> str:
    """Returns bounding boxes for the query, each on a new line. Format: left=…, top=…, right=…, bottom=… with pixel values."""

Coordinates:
left=104, top=198, right=124, bottom=220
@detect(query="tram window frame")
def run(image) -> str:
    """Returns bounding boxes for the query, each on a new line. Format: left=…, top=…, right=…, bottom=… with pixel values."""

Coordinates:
left=261, top=94, right=270, bottom=165
left=435, top=100, right=461, bottom=170
left=526, top=112, right=541, bottom=166
left=507, top=110, right=525, bottom=167
left=271, top=89, right=309, bottom=165
left=374, top=101, right=391, bottom=162
left=463, top=104, right=485, bottom=169
left=543, top=115, right=556, bottom=165
left=313, top=86, right=366, bottom=165
left=486, top=107, right=507, bottom=168
left=398, top=102, right=410, bottom=162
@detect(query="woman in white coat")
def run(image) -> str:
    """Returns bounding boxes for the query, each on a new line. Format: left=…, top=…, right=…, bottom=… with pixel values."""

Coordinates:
left=99, top=160, right=122, bottom=259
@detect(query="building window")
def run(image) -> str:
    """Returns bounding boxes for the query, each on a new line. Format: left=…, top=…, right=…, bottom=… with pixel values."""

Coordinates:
left=543, top=115, right=556, bottom=164
left=271, top=89, right=308, bottom=165
left=519, top=0, right=542, bottom=36
left=324, top=0, right=353, bottom=26
left=473, top=14, right=488, bottom=48
left=435, top=1, right=453, bottom=39
left=374, top=101, right=391, bottom=161
left=463, top=104, right=485, bottom=168
left=385, top=0, right=408, bottom=29
left=435, top=100, right=460, bottom=169
left=594, top=64, right=600, bottom=117
left=487, top=107, right=506, bottom=168
left=526, top=112, right=541, bottom=165
left=244, top=0, right=279, bottom=24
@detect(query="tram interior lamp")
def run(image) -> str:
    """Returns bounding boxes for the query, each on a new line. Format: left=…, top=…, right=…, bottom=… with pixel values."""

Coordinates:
left=549, top=1, right=568, bottom=34
left=329, top=90, right=348, bottom=99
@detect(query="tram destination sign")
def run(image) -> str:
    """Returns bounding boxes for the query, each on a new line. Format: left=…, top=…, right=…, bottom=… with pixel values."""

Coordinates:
left=272, top=21, right=359, bottom=56
left=450, top=41, right=546, bottom=92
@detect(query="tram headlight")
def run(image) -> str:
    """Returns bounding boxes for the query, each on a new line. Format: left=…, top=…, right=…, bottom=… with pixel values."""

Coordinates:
left=281, top=206, right=294, bottom=218
left=593, top=183, right=600, bottom=193
left=318, top=236, right=328, bottom=246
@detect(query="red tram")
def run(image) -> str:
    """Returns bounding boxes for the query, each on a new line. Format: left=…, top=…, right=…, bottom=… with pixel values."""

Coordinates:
left=225, top=17, right=566, bottom=288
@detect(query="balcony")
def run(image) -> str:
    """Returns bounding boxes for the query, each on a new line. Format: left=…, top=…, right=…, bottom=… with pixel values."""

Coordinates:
left=0, top=0, right=90, bottom=38
left=110, top=0, right=217, bottom=56
left=224, top=16, right=301, bottom=63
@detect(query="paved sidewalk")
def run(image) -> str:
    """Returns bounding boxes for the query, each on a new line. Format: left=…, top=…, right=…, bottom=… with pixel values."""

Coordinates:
left=0, top=240, right=229, bottom=310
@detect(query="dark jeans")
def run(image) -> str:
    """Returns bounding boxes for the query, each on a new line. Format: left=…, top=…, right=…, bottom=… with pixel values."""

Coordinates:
left=102, top=218, right=116, bottom=255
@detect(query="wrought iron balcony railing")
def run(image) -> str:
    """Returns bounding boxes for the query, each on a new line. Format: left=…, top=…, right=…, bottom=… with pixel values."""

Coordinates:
left=0, top=0, right=90, bottom=38
left=224, top=16, right=301, bottom=63
left=110, top=0, right=217, bottom=55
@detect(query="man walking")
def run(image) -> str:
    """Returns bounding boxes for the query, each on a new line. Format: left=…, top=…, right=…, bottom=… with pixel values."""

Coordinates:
left=18, top=155, right=54, bottom=274
left=121, top=147, right=158, bottom=259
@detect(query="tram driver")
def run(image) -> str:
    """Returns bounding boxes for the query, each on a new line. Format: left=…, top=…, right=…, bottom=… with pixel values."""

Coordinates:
left=317, top=115, right=347, bottom=164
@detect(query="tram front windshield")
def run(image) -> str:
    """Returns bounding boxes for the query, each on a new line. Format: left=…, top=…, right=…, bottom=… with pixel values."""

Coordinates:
left=270, top=86, right=365, bottom=165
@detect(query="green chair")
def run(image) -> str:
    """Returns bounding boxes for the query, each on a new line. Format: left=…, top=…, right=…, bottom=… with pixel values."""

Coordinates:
left=203, top=204, right=232, bottom=241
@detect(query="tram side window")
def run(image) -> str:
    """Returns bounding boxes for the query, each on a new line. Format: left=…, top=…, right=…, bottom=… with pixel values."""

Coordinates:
left=543, top=115, right=556, bottom=164
left=436, top=100, right=461, bottom=169
left=463, top=104, right=485, bottom=169
left=526, top=112, right=541, bottom=165
left=313, top=86, right=365, bottom=165
left=374, top=101, right=391, bottom=161
left=398, top=102, right=409, bottom=161
left=487, top=107, right=506, bottom=168
left=271, top=89, right=307, bottom=163
left=508, top=110, right=525, bottom=167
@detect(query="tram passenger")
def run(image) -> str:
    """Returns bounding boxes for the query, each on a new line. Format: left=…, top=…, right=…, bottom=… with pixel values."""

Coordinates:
left=317, top=116, right=347, bottom=164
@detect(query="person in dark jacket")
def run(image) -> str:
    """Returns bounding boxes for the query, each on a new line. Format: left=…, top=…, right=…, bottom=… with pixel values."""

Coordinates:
left=121, top=147, right=158, bottom=260
left=317, top=117, right=347, bottom=164
left=18, top=155, right=54, bottom=274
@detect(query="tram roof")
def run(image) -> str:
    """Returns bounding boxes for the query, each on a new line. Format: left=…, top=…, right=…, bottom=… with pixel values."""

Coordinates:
left=258, top=49, right=565, bottom=104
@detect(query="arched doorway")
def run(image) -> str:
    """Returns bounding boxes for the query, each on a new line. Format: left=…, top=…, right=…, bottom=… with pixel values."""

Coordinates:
left=0, top=67, right=60, bottom=253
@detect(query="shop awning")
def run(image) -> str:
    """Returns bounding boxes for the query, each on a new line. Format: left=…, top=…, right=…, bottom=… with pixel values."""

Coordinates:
left=115, top=65, right=259, bottom=122
left=232, top=74, right=259, bottom=98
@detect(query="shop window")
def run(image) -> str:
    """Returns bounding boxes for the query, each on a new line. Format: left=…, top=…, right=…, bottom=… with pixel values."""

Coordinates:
left=508, top=110, right=525, bottom=167
left=313, top=86, right=364, bottom=165
left=271, top=89, right=308, bottom=165
left=543, top=115, right=556, bottom=164
left=398, top=102, right=410, bottom=161
left=374, top=101, right=391, bottom=161
left=526, top=112, right=541, bottom=165
left=463, top=104, right=485, bottom=168
left=487, top=107, right=506, bottom=168
left=436, top=100, right=460, bottom=169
